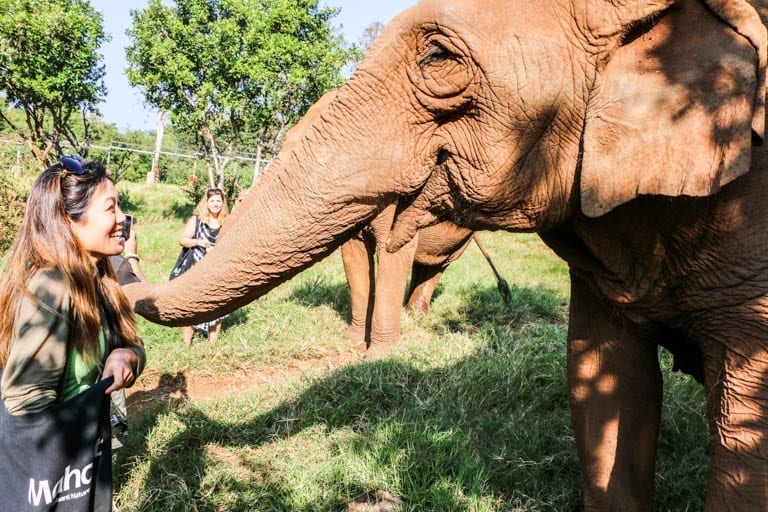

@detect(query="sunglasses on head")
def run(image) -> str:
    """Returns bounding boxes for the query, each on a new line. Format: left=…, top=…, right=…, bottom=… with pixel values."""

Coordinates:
left=58, top=155, right=86, bottom=176
left=206, top=187, right=223, bottom=195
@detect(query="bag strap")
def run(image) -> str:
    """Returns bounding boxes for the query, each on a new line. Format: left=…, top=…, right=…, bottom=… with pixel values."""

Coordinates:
left=55, top=308, right=77, bottom=401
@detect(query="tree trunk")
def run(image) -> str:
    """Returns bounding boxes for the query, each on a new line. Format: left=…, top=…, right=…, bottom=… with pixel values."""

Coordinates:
left=206, top=161, right=216, bottom=188
left=147, top=111, right=166, bottom=184
left=200, top=125, right=225, bottom=187
left=252, top=144, right=263, bottom=187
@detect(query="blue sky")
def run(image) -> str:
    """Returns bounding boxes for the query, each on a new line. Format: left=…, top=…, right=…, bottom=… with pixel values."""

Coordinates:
left=89, top=1, right=417, bottom=132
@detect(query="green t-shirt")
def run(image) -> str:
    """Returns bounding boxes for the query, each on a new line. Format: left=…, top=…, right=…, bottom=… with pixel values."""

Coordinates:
left=61, top=329, right=107, bottom=401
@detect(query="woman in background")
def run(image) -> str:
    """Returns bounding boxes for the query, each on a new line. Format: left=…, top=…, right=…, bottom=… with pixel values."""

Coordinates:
left=169, top=187, right=229, bottom=345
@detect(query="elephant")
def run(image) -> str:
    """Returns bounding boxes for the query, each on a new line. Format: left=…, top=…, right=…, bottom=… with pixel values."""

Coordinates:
left=228, top=189, right=502, bottom=351
left=126, top=0, right=768, bottom=509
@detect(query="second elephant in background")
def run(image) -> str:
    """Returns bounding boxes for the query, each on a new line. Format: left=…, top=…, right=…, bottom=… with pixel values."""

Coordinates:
left=342, top=203, right=509, bottom=351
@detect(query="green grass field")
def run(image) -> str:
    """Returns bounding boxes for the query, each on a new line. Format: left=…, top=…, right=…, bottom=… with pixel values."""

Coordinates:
left=113, top=182, right=709, bottom=511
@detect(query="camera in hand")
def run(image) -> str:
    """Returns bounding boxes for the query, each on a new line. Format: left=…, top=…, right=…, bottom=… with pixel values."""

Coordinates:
left=122, top=215, right=134, bottom=239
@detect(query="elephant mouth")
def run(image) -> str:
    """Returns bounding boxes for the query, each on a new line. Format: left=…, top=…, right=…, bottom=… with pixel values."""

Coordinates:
left=387, top=166, right=454, bottom=252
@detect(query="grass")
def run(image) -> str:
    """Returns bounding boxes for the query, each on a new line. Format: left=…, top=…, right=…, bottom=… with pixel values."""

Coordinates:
left=113, top=182, right=709, bottom=511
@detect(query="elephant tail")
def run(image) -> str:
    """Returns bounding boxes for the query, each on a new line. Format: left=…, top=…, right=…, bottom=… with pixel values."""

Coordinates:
left=472, top=234, right=512, bottom=305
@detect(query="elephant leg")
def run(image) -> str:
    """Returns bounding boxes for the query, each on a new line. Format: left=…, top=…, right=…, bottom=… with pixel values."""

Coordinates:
left=700, top=319, right=768, bottom=511
left=341, top=235, right=375, bottom=347
left=567, top=275, right=662, bottom=511
left=405, top=263, right=445, bottom=315
left=368, top=234, right=419, bottom=352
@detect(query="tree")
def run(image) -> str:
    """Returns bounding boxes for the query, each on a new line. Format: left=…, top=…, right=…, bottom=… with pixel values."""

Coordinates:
left=0, top=171, right=25, bottom=255
left=359, top=22, right=384, bottom=53
left=0, top=0, right=108, bottom=166
left=125, top=0, right=354, bottom=186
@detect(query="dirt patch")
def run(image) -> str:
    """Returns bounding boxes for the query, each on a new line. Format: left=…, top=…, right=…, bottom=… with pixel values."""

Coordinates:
left=126, top=347, right=368, bottom=413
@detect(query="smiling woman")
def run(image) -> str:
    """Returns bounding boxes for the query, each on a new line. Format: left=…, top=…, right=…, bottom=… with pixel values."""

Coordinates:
left=0, top=157, right=146, bottom=508
left=0, top=156, right=145, bottom=412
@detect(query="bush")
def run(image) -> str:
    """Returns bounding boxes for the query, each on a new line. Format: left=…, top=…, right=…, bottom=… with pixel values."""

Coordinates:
left=0, top=173, right=26, bottom=256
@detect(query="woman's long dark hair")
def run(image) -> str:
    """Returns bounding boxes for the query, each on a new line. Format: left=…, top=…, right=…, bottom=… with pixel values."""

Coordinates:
left=0, top=160, right=141, bottom=366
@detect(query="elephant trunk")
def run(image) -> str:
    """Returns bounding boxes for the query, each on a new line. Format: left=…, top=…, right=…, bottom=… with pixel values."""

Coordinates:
left=124, top=15, right=432, bottom=326
left=124, top=120, right=391, bottom=326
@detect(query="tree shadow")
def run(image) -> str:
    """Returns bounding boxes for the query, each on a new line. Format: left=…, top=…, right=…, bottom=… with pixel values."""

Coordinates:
left=288, top=279, right=353, bottom=323
left=169, top=200, right=195, bottom=221
left=114, top=352, right=708, bottom=510
left=115, top=346, right=579, bottom=509
left=117, top=189, right=144, bottom=214
left=221, top=307, right=250, bottom=329
left=286, top=276, right=531, bottom=332
left=435, top=283, right=565, bottom=336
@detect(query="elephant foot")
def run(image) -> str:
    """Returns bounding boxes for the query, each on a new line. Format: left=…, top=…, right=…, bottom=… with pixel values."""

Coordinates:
left=344, top=324, right=367, bottom=344
left=365, top=341, right=395, bottom=359
left=405, top=303, right=429, bottom=316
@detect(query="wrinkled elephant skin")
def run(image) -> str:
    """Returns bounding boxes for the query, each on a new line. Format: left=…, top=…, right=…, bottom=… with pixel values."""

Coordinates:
left=125, top=0, right=768, bottom=510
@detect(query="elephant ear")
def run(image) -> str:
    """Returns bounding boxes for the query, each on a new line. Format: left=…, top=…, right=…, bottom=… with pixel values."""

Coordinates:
left=580, top=0, right=767, bottom=217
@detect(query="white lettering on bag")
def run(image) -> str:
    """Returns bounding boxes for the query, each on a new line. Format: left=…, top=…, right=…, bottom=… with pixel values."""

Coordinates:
left=27, top=462, right=93, bottom=506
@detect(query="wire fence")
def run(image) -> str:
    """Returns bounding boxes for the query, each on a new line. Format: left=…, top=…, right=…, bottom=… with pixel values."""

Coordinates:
left=0, top=137, right=273, bottom=187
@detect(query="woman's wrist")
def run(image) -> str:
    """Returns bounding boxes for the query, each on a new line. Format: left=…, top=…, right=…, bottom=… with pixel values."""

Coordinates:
left=124, top=253, right=139, bottom=261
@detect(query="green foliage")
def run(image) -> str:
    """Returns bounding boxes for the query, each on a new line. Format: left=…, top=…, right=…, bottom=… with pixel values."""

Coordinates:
left=89, top=123, right=205, bottom=186
left=0, top=0, right=108, bottom=163
left=0, top=172, right=27, bottom=256
left=87, top=127, right=155, bottom=183
left=125, top=0, right=355, bottom=181
left=112, top=183, right=709, bottom=511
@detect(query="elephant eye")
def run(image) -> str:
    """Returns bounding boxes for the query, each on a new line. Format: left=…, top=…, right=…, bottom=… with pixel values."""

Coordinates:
left=409, top=27, right=479, bottom=115
left=425, top=40, right=455, bottom=62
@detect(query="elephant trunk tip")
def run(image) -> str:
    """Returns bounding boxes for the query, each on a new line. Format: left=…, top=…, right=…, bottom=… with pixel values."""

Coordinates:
left=123, top=281, right=164, bottom=323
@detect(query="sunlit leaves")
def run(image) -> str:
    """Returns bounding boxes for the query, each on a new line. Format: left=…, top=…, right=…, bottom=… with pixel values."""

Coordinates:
left=125, top=0, right=354, bottom=171
left=0, top=0, right=108, bottom=162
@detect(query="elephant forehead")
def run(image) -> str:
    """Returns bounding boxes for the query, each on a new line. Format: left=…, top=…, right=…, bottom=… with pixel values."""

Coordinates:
left=402, top=0, right=577, bottom=109
left=416, top=0, right=563, bottom=36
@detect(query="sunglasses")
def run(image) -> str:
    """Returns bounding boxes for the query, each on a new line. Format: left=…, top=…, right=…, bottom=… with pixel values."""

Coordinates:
left=58, top=155, right=86, bottom=176
left=206, top=187, right=223, bottom=195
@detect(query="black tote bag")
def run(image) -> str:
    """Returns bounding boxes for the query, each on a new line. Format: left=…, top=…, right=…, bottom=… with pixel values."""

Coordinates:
left=168, top=247, right=193, bottom=280
left=168, top=216, right=200, bottom=280
left=0, top=374, right=113, bottom=511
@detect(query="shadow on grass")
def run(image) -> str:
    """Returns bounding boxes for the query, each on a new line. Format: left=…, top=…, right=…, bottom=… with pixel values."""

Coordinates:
left=287, top=275, right=566, bottom=341
left=169, top=200, right=195, bottom=221
left=117, top=189, right=144, bottom=214
left=115, top=284, right=708, bottom=511
left=221, top=307, right=250, bottom=330
left=288, top=278, right=353, bottom=323
left=284, top=274, right=465, bottom=327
